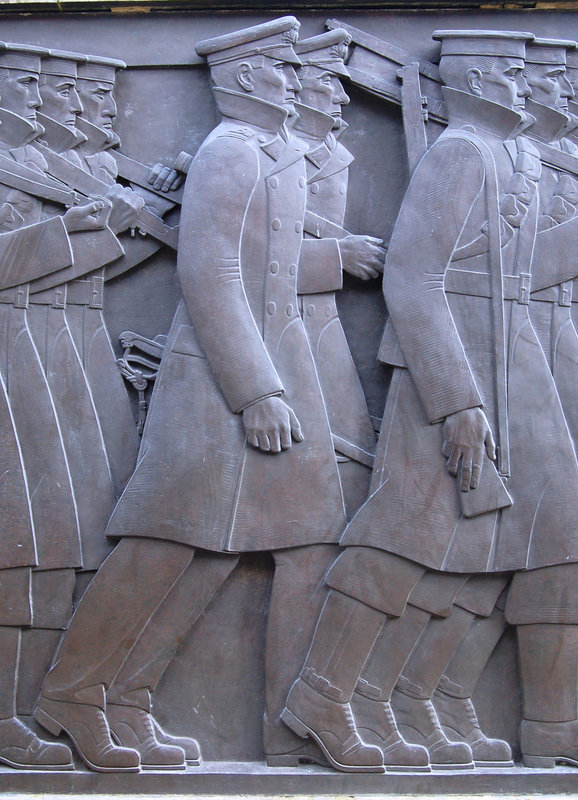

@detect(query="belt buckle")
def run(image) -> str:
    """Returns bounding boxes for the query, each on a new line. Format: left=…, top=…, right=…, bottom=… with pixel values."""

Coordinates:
left=13, top=284, right=29, bottom=309
left=518, top=273, right=531, bottom=305
left=52, top=285, right=67, bottom=309
left=559, top=281, right=572, bottom=307
left=89, top=276, right=104, bottom=310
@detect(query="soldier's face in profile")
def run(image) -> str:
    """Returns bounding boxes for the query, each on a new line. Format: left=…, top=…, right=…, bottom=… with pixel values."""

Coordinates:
left=40, top=73, right=83, bottom=128
left=525, top=63, right=574, bottom=111
left=77, top=79, right=116, bottom=129
left=0, top=69, right=41, bottom=121
left=249, top=57, right=302, bottom=114
left=477, top=56, right=530, bottom=111
left=297, top=66, right=350, bottom=129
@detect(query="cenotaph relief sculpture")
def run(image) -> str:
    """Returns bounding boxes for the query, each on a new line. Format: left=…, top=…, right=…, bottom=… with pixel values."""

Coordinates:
left=0, top=11, right=574, bottom=786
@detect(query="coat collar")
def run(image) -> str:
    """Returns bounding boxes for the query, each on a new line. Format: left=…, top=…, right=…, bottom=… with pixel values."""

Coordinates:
left=524, top=98, right=570, bottom=144
left=36, top=112, right=87, bottom=154
left=443, top=87, right=525, bottom=141
left=212, top=88, right=288, bottom=134
left=0, top=107, right=40, bottom=149
left=76, top=115, right=120, bottom=155
left=291, top=103, right=334, bottom=141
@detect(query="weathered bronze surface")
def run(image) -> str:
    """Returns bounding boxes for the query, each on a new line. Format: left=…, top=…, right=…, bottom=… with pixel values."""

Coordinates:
left=0, top=4, right=576, bottom=795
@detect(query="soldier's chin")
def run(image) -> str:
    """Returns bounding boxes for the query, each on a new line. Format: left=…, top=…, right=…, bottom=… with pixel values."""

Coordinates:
left=285, top=99, right=297, bottom=115
left=331, top=115, right=343, bottom=130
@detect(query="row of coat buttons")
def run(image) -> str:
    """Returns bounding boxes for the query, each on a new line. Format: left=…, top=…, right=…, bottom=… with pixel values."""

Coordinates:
left=268, top=176, right=306, bottom=190
left=271, top=219, right=303, bottom=234
left=304, top=304, right=336, bottom=318
left=310, top=182, right=347, bottom=195
left=266, top=302, right=296, bottom=317
left=269, top=261, right=297, bottom=276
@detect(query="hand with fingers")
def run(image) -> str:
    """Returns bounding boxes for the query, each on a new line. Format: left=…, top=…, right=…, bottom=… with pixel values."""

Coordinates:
left=63, top=198, right=112, bottom=232
left=338, top=234, right=387, bottom=280
left=442, top=407, right=496, bottom=492
left=242, top=396, right=304, bottom=454
left=147, top=163, right=184, bottom=193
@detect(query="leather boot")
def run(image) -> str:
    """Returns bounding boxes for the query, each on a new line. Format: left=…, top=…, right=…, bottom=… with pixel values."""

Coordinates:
left=107, top=703, right=186, bottom=770
left=152, top=718, right=200, bottom=765
left=520, top=719, right=578, bottom=768
left=35, top=694, right=140, bottom=773
left=433, top=689, right=513, bottom=767
left=264, top=713, right=329, bottom=767
left=351, top=690, right=430, bottom=772
left=391, top=687, right=474, bottom=770
left=0, top=717, right=73, bottom=770
left=282, top=678, right=384, bottom=773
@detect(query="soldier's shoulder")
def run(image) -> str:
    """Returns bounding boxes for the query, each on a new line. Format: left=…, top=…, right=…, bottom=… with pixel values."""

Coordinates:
left=215, top=122, right=257, bottom=143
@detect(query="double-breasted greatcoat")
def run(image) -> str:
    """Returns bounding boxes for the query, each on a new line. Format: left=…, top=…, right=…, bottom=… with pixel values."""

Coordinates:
left=342, top=88, right=578, bottom=574
left=106, top=89, right=346, bottom=552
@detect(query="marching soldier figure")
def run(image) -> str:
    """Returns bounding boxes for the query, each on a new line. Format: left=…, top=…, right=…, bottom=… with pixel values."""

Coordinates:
left=0, top=41, right=121, bottom=769
left=35, top=17, right=355, bottom=773
left=292, top=29, right=385, bottom=517
left=284, top=29, right=578, bottom=772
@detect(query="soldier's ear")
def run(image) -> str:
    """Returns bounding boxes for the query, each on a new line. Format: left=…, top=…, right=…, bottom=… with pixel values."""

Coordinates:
left=236, top=62, right=254, bottom=93
left=467, top=67, right=483, bottom=96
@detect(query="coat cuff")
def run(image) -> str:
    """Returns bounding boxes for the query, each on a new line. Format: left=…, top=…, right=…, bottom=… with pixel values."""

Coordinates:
left=297, top=237, right=343, bottom=294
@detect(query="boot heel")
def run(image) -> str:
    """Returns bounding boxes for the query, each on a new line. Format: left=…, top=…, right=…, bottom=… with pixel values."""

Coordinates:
left=35, top=707, right=63, bottom=737
left=523, top=754, right=555, bottom=769
left=281, top=708, right=309, bottom=739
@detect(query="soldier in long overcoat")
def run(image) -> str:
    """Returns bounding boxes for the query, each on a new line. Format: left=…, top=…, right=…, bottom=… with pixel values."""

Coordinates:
left=284, top=29, right=578, bottom=772
left=36, top=17, right=350, bottom=773
left=0, top=41, right=124, bottom=769
left=292, top=30, right=385, bottom=518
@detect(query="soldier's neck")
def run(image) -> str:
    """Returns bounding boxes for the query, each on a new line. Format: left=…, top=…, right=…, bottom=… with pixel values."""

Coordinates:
left=36, top=112, right=87, bottom=154
left=524, top=98, right=570, bottom=144
left=212, top=88, right=288, bottom=134
left=443, top=87, right=525, bottom=141
left=76, top=115, right=120, bottom=154
left=0, top=107, right=40, bottom=150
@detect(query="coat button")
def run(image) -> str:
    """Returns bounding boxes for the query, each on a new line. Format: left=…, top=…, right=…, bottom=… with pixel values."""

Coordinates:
left=295, top=221, right=303, bottom=234
left=258, top=135, right=267, bottom=143
left=289, top=264, right=296, bottom=276
left=339, top=184, right=346, bottom=195
left=299, top=176, right=306, bottom=188
left=307, top=304, right=316, bottom=316
left=269, top=176, right=279, bottom=189
left=311, top=182, right=319, bottom=194
left=270, top=261, right=279, bottom=274
left=286, top=304, right=293, bottom=316
left=325, top=306, right=332, bottom=318
left=272, top=218, right=281, bottom=231
left=267, top=302, right=276, bottom=315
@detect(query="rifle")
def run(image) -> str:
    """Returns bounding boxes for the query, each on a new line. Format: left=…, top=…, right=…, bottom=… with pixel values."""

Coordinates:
left=35, top=142, right=179, bottom=251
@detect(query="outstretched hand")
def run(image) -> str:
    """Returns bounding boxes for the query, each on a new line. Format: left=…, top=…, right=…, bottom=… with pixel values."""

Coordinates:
left=338, top=234, right=387, bottom=280
left=442, top=407, right=496, bottom=492
left=63, top=198, right=111, bottom=233
left=243, top=396, right=304, bottom=454
left=148, top=163, right=184, bottom=193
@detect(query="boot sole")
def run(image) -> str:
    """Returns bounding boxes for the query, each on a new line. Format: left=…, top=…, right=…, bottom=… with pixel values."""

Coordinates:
left=384, top=763, right=431, bottom=773
left=281, top=708, right=384, bottom=774
left=524, top=754, right=578, bottom=768
left=431, top=761, right=475, bottom=771
left=109, top=729, right=186, bottom=771
left=0, top=754, right=74, bottom=771
left=266, top=753, right=329, bottom=768
left=35, top=706, right=140, bottom=774
left=474, top=759, right=514, bottom=768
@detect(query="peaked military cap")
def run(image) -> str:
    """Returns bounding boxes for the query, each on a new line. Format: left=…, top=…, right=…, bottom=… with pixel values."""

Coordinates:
left=78, top=55, right=126, bottom=83
left=525, top=37, right=576, bottom=65
left=41, top=49, right=87, bottom=78
left=566, top=43, right=578, bottom=70
left=433, top=29, right=534, bottom=59
left=196, top=16, right=301, bottom=67
left=0, top=42, right=49, bottom=73
left=295, top=29, right=351, bottom=78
